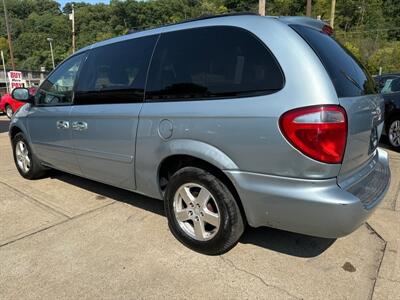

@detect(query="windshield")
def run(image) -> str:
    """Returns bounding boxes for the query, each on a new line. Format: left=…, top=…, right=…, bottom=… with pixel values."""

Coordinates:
left=378, top=76, right=400, bottom=94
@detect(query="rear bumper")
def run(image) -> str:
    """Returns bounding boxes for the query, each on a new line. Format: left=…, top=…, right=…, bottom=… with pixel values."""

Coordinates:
left=225, top=148, right=390, bottom=238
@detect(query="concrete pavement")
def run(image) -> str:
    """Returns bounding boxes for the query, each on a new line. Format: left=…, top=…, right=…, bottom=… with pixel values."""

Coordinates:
left=0, top=115, right=399, bottom=299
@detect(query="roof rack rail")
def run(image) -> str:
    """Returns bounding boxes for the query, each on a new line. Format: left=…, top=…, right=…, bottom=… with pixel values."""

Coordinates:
left=128, top=12, right=259, bottom=34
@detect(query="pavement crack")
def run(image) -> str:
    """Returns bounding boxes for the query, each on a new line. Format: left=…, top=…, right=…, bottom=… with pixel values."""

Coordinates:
left=0, top=219, right=70, bottom=248
left=0, top=180, right=70, bottom=219
left=394, top=183, right=399, bottom=211
left=365, top=222, right=386, bottom=243
left=365, top=223, right=387, bottom=300
left=377, top=277, right=400, bottom=284
left=0, top=201, right=116, bottom=248
left=366, top=222, right=389, bottom=300
left=220, top=256, right=302, bottom=300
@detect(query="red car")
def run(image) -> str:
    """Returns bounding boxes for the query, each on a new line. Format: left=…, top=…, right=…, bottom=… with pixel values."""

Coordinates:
left=0, top=87, right=36, bottom=119
left=0, top=93, right=25, bottom=119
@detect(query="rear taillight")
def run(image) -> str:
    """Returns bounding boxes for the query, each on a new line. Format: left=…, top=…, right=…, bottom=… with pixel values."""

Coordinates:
left=279, top=105, right=347, bottom=164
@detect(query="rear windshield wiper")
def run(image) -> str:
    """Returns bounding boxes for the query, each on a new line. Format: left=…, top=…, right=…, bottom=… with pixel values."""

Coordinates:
left=340, top=70, right=362, bottom=91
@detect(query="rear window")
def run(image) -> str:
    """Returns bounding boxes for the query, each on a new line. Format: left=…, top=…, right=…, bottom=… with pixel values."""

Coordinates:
left=291, top=25, right=377, bottom=98
left=146, top=26, right=284, bottom=101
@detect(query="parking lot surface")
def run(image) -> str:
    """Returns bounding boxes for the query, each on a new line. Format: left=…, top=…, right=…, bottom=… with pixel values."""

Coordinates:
left=0, top=115, right=399, bottom=299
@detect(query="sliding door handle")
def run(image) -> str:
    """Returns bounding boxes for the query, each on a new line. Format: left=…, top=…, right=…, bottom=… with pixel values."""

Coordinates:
left=56, top=120, right=69, bottom=129
left=72, top=121, right=88, bottom=131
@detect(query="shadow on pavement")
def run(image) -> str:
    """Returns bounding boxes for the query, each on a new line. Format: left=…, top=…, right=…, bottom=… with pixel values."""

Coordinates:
left=51, top=171, right=165, bottom=217
left=378, top=137, right=395, bottom=152
left=52, top=170, right=335, bottom=258
left=240, top=226, right=335, bottom=258
left=0, top=119, right=10, bottom=134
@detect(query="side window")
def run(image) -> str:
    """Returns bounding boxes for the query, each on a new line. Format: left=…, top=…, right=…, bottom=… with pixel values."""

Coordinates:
left=146, top=26, right=284, bottom=101
left=75, top=35, right=158, bottom=105
left=35, top=53, right=84, bottom=106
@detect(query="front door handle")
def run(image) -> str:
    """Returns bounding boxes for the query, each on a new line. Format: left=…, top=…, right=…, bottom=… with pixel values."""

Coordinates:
left=72, top=121, right=88, bottom=131
left=56, top=120, right=69, bottom=129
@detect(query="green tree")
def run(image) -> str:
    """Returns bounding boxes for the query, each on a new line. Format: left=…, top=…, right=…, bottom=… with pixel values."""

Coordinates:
left=0, top=0, right=397, bottom=73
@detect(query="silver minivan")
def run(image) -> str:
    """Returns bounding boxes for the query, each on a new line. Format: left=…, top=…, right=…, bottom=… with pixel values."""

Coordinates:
left=10, top=14, right=390, bottom=254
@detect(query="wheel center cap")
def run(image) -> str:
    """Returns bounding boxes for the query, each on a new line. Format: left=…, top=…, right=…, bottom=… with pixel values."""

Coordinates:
left=194, top=207, right=200, bottom=215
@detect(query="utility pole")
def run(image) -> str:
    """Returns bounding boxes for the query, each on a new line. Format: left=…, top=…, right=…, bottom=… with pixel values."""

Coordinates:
left=259, top=0, right=265, bottom=16
left=69, top=4, right=76, bottom=53
left=306, top=0, right=312, bottom=17
left=1, top=50, right=9, bottom=93
left=2, top=0, right=15, bottom=70
left=47, top=38, right=55, bottom=69
left=330, top=0, right=336, bottom=28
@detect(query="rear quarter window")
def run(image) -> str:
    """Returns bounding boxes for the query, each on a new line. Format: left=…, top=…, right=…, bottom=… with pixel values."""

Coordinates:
left=291, top=25, right=377, bottom=98
left=146, top=26, right=284, bottom=101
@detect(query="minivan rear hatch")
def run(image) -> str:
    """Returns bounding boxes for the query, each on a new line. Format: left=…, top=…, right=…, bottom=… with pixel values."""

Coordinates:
left=289, top=22, right=384, bottom=184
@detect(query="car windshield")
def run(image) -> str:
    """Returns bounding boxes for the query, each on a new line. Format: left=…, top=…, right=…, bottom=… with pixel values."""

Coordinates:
left=380, top=77, right=400, bottom=94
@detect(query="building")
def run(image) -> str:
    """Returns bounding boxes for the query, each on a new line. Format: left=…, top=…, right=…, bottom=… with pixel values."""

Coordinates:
left=0, top=69, right=47, bottom=95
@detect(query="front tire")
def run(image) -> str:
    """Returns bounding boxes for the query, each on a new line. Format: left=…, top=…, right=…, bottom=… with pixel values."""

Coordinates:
left=12, top=133, right=47, bottom=179
left=165, top=167, right=244, bottom=255
left=5, top=104, right=13, bottom=119
left=388, top=117, right=400, bottom=151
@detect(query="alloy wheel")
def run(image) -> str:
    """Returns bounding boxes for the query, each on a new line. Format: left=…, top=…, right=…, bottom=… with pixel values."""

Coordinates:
left=389, top=120, right=400, bottom=147
left=15, top=140, right=31, bottom=173
left=173, top=183, right=220, bottom=241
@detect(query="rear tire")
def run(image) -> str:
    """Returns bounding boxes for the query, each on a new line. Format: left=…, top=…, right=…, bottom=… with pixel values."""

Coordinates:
left=5, top=104, right=13, bottom=119
left=387, top=117, right=400, bottom=151
left=164, top=167, right=244, bottom=255
left=12, top=132, right=47, bottom=179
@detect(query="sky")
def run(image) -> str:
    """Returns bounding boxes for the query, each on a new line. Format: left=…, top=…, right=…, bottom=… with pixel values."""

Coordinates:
left=57, top=0, right=110, bottom=7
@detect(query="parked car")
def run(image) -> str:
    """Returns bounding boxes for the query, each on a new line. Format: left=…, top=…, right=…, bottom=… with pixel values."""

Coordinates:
left=374, top=73, right=400, bottom=90
left=375, top=73, right=400, bottom=150
left=9, top=14, right=390, bottom=255
left=0, top=87, right=37, bottom=119
left=0, top=93, right=25, bottom=119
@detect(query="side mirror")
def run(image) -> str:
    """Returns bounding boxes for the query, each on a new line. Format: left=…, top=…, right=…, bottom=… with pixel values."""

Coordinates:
left=12, top=88, right=31, bottom=102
